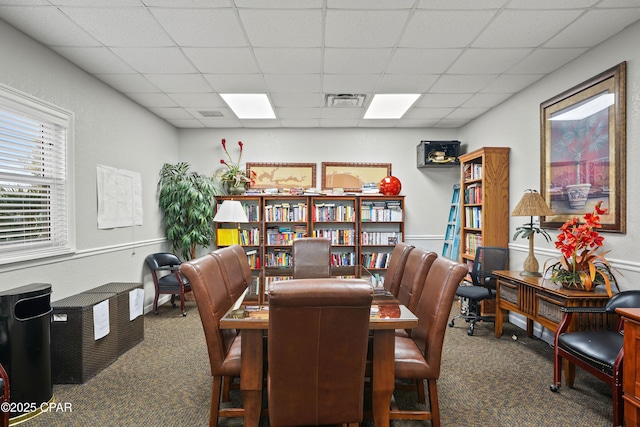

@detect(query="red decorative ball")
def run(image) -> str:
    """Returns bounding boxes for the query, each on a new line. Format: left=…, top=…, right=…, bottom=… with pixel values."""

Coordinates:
left=379, top=176, right=401, bottom=196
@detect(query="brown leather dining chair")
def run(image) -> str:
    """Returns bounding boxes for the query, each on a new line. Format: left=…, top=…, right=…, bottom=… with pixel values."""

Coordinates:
left=267, top=278, right=373, bottom=427
left=180, top=254, right=244, bottom=427
left=383, top=242, right=415, bottom=296
left=291, top=237, right=331, bottom=279
left=396, top=247, right=438, bottom=314
left=392, top=256, right=468, bottom=426
left=210, top=244, right=253, bottom=303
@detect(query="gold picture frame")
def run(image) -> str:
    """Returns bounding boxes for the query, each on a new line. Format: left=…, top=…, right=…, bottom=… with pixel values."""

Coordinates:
left=246, top=163, right=316, bottom=189
left=321, top=162, right=392, bottom=192
left=540, top=61, right=626, bottom=233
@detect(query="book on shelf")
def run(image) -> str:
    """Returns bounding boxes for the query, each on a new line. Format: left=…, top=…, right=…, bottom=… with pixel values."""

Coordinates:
left=217, top=228, right=239, bottom=246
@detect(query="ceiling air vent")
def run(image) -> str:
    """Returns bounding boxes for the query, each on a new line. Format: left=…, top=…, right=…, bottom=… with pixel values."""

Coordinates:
left=198, top=110, right=224, bottom=118
left=325, top=94, right=366, bottom=108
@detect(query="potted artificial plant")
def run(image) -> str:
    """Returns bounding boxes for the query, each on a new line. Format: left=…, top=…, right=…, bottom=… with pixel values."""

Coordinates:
left=158, top=162, right=217, bottom=260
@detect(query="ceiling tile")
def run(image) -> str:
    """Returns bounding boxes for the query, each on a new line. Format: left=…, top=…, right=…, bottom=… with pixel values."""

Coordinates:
left=204, top=74, right=268, bottom=93
left=150, top=8, right=247, bottom=47
left=186, top=107, right=235, bottom=119
left=405, top=107, right=455, bottom=120
left=386, top=49, right=463, bottom=74
left=96, top=73, right=160, bottom=93
left=461, top=93, right=511, bottom=108
left=60, top=6, right=174, bottom=47
left=545, top=8, right=640, bottom=48
left=254, top=48, right=322, bottom=74
left=320, top=108, right=363, bottom=119
left=168, top=93, right=226, bottom=108
left=52, top=47, right=136, bottom=73
left=508, top=48, right=588, bottom=74
left=183, top=47, right=259, bottom=73
left=276, top=108, right=320, bottom=119
left=415, top=93, right=472, bottom=108
left=507, top=0, right=598, bottom=8
left=238, top=9, right=323, bottom=47
left=325, top=10, right=410, bottom=48
left=235, top=0, right=321, bottom=7
left=264, top=74, right=322, bottom=92
left=376, top=75, right=436, bottom=93
left=197, top=117, right=243, bottom=127
left=144, top=74, right=213, bottom=93
left=279, top=118, right=320, bottom=127
left=324, top=48, right=393, bottom=74
left=125, top=92, right=178, bottom=108
left=0, top=6, right=101, bottom=46
left=270, top=92, right=323, bottom=108
left=448, top=48, right=533, bottom=74
left=165, top=118, right=205, bottom=128
left=319, top=118, right=361, bottom=127
left=429, top=75, right=496, bottom=93
left=416, top=0, right=508, bottom=8
left=322, top=74, right=379, bottom=93
left=148, top=107, right=196, bottom=120
left=472, top=10, right=583, bottom=48
left=143, top=0, right=231, bottom=6
left=480, top=74, right=544, bottom=93
left=327, top=0, right=415, bottom=9
left=400, top=10, right=495, bottom=48
left=111, top=47, right=197, bottom=73
left=446, top=107, right=490, bottom=119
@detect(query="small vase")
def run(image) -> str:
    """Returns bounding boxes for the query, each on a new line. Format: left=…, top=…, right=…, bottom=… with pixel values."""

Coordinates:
left=565, top=183, right=591, bottom=210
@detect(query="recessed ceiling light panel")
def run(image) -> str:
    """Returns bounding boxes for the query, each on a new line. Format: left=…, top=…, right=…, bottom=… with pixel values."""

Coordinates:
left=364, top=94, right=421, bottom=119
left=220, top=93, right=276, bottom=119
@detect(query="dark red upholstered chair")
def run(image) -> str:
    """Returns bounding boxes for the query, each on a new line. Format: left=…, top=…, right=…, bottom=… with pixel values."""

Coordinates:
left=291, top=237, right=331, bottom=279
left=383, top=242, right=415, bottom=297
left=144, top=252, right=192, bottom=316
left=268, top=278, right=373, bottom=427
left=180, top=254, right=244, bottom=426
left=0, top=363, right=9, bottom=427
left=550, top=290, right=640, bottom=427
left=392, top=256, right=468, bottom=426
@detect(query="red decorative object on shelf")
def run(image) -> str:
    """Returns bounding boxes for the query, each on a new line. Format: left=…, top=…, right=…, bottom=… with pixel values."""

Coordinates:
left=379, top=176, right=401, bottom=196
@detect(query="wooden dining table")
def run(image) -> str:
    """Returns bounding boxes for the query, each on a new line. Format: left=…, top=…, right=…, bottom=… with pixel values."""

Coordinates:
left=220, top=272, right=418, bottom=427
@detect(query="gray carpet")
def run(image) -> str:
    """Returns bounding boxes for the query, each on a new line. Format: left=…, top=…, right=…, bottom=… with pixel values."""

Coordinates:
left=23, top=300, right=613, bottom=426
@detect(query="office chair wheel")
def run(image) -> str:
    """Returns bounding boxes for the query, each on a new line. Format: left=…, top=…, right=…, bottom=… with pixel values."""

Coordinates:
left=467, top=324, right=475, bottom=336
left=182, top=311, right=187, bottom=317
left=154, top=309, right=159, bottom=315
left=550, top=384, right=559, bottom=392
left=448, top=319, right=455, bottom=327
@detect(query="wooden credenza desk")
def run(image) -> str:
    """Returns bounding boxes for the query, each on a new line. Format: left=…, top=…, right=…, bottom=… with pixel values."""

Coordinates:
left=494, top=270, right=611, bottom=338
left=615, top=307, right=640, bottom=427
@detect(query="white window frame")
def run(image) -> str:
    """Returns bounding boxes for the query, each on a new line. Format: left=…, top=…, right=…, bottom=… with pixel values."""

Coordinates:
left=0, top=83, right=75, bottom=265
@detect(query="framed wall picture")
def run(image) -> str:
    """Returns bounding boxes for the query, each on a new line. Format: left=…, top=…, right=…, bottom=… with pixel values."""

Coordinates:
left=321, top=162, right=391, bottom=192
left=246, top=163, right=316, bottom=189
left=540, top=61, right=626, bottom=233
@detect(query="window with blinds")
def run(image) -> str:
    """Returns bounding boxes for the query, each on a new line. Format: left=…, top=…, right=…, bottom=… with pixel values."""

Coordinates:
left=0, top=84, right=74, bottom=264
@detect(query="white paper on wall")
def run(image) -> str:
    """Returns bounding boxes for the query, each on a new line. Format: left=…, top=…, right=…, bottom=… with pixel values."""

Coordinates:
left=129, top=288, right=144, bottom=321
left=96, top=164, right=143, bottom=229
left=93, top=299, right=110, bottom=340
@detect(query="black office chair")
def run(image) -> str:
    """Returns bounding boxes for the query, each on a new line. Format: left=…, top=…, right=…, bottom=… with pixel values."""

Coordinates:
left=448, top=246, right=508, bottom=336
left=145, top=252, right=192, bottom=316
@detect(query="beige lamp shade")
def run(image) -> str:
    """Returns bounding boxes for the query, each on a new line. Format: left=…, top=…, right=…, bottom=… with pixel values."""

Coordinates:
left=213, top=200, right=249, bottom=223
left=511, top=189, right=554, bottom=217
left=511, top=189, right=553, bottom=277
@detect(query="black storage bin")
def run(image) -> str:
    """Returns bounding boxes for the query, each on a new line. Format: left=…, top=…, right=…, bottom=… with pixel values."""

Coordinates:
left=51, top=292, right=118, bottom=384
left=0, top=283, right=53, bottom=418
left=85, top=282, right=144, bottom=356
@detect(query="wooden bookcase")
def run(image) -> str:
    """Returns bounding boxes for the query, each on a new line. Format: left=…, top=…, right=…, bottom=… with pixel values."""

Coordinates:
left=459, top=147, right=509, bottom=315
left=215, top=194, right=405, bottom=302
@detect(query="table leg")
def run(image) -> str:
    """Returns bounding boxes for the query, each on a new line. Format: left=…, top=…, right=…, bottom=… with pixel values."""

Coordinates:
left=372, top=329, right=394, bottom=427
left=495, top=307, right=504, bottom=338
left=526, top=318, right=534, bottom=337
left=240, top=329, right=263, bottom=427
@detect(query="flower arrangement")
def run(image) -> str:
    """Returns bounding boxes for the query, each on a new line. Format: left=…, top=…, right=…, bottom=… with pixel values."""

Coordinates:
left=545, top=201, right=617, bottom=296
left=217, top=139, right=255, bottom=192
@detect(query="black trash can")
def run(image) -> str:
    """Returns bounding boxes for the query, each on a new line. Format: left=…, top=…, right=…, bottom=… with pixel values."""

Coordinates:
left=0, top=283, right=53, bottom=419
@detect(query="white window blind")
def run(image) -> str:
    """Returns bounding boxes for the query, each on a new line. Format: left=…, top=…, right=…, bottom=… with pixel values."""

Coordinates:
left=0, top=84, right=73, bottom=263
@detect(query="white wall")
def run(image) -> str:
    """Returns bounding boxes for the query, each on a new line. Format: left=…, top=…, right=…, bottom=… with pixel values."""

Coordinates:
left=0, top=20, right=177, bottom=305
left=458, top=20, right=640, bottom=291
left=178, top=127, right=460, bottom=253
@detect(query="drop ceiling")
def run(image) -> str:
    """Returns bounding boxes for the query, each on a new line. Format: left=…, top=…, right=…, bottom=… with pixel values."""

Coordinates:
left=1, top=0, right=639, bottom=129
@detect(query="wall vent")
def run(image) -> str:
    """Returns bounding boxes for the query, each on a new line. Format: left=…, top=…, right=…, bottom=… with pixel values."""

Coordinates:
left=199, top=110, right=224, bottom=117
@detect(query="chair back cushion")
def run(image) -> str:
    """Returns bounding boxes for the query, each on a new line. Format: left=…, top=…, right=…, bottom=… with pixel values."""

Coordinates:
left=145, top=252, right=181, bottom=270
left=470, top=246, right=508, bottom=289
left=180, top=255, right=239, bottom=376
left=384, top=242, right=415, bottom=296
left=210, top=245, right=252, bottom=302
left=268, top=279, right=373, bottom=426
left=411, top=257, right=468, bottom=378
left=396, top=248, right=437, bottom=313
left=605, top=290, right=640, bottom=313
left=292, top=237, right=331, bottom=279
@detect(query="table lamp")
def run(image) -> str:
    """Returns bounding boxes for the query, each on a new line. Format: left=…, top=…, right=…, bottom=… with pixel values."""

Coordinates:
left=213, top=200, right=249, bottom=245
left=511, top=189, right=554, bottom=277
